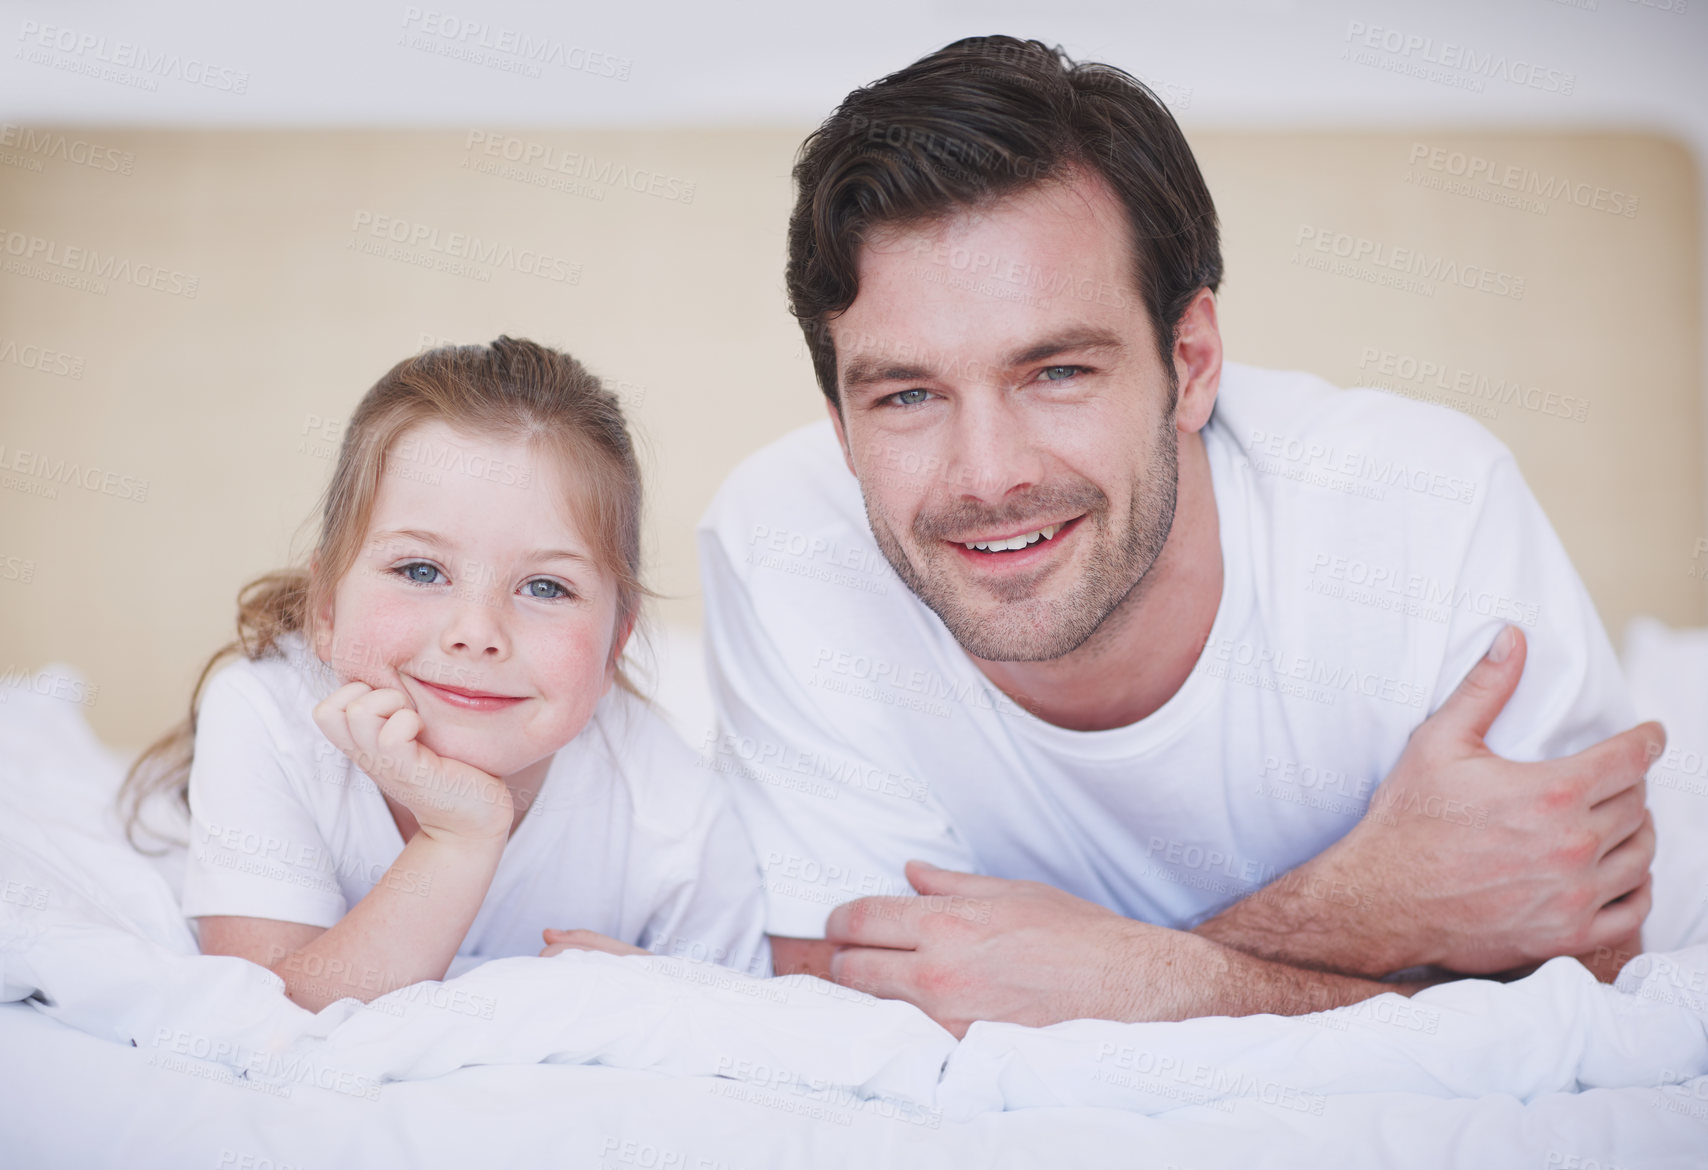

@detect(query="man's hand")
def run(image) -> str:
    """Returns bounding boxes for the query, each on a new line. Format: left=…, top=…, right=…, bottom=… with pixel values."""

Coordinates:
left=823, top=860, right=1388, bottom=1037
left=1199, top=626, right=1660, bottom=978
left=826, top=861, right=1178, bottom=1035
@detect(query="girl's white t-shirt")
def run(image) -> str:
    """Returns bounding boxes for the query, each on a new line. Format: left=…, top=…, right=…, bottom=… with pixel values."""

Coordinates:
left=180, top=634, right=770, bottom=976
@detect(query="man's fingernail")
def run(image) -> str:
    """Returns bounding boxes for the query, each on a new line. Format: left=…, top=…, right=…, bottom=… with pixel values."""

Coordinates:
left=1486, top=626, right=1515, bottom=664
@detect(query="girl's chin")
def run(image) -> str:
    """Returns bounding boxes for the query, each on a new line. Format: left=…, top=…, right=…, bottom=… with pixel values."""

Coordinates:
left=416, top=705, right=593, bottom=779
left=415, top=728, right=524, bottom=779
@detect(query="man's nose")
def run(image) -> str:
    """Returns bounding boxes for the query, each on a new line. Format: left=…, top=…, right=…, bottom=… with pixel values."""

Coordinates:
left=946, top=389, right=1046, bottom=503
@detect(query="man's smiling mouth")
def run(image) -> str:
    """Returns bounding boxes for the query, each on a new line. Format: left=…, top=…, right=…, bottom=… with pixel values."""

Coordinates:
left=958, top=517, right=1077, bottom=553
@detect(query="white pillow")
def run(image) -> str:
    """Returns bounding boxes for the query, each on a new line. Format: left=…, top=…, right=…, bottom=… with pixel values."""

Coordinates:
left=0, top=670, right=196, bottom=973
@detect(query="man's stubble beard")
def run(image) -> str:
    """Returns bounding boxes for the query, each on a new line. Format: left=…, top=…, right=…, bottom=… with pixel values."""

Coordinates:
left=862, top=411, right=1180, bottom=663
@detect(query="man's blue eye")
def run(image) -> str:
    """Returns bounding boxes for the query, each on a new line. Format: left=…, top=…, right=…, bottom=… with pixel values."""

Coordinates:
left=524, top=578, right=568, bottom=599
left=1041, top=366, right=1079, bottom=382
left=399, top=562, right=442, bottom=585
left=894, top=388, right=931, bottom=406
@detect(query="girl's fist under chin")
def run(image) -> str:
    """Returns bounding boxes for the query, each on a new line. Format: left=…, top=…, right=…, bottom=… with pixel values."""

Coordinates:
left=312, top=680, right=513, bottom=843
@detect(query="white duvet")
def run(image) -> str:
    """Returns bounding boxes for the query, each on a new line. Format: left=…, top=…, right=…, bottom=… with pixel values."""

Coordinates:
left=2, top=678, right=1706, bottom=1168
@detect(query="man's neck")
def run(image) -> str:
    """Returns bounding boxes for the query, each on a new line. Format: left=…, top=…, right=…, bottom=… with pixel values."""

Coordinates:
left=971, top=428, right=1223, bottom=733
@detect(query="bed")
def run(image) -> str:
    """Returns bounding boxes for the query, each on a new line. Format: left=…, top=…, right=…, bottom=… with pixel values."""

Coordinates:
left=3, top=639, right=1707, bottom=1169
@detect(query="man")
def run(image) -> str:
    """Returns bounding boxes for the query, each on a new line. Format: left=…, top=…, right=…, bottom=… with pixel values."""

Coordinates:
left=697, top=36, right=1659, bottom=1036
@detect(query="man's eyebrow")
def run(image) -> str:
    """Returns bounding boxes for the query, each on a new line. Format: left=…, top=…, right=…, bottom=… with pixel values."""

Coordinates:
left=840, top=356, right=938, bottom=394
left=839, top=329, right=1128, bottom=397
left=1002, top=329, right=1127, bottom=368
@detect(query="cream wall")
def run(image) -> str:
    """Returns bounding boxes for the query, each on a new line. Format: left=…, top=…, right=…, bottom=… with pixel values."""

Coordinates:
left=0, top=128, right=1699, bottom=748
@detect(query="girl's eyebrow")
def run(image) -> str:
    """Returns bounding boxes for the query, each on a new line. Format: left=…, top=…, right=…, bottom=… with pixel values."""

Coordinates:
left=371, top=529, right=593, bottom=568
left=369, top=527, right=447, bottom=548
left=533, top=548, right=593, bottom=567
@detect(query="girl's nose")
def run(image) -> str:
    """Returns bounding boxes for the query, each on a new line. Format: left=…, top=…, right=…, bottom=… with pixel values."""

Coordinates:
left=440, top=590, right=510, bottom=659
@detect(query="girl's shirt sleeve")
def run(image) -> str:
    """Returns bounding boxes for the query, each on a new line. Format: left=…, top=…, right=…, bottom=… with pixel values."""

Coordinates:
left=180, top=661, right=349, bottom=928
left=606, top=697, right=771, bottom=976
left=636, top=789, right=772, bottom=976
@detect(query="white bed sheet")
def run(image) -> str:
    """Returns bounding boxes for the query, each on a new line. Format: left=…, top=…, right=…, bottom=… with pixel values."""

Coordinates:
left=2, top=672, right=1706, bottom=1168
left=8, top=993, right=1707, bottom=1170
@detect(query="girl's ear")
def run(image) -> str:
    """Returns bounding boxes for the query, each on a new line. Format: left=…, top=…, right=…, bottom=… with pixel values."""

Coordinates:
left=615, top=608, right=637, bottom=658
left=308, top=557, right=336, bottom=663
left=602, top=607, right=637, bottom=693
left=609, top=608, right=637, bottom=667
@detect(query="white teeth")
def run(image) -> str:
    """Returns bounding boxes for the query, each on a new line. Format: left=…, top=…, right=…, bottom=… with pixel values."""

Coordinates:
left=962, top=523, right=1064, bottom=552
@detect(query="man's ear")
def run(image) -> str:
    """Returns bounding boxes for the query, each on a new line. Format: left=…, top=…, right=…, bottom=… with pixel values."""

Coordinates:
left=1171, top=288, right=1223, bottom=435
left=824, top=395, right=857, bottom=477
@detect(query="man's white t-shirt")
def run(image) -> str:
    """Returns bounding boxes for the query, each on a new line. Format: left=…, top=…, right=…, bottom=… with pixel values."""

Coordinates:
left=181, top=634, right=770, bottom=976
left=698, top=362, right=1634, bottom=940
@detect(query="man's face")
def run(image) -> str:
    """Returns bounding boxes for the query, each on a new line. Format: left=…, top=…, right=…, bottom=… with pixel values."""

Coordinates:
left=827, top=171, right=1183, bottom=663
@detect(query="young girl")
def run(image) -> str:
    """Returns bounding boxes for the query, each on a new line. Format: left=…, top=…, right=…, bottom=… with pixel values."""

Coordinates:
left=120, top=337, right=769, bottom=1010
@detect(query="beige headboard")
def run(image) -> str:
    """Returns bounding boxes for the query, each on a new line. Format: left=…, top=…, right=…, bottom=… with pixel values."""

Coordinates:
left=0, top=128, right=1698, bottom=748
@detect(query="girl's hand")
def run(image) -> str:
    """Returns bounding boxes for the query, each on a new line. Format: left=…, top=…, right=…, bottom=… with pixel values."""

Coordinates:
left=313, top=681, right=513, bottom=843
left=540, top=928, right=648, bottom=959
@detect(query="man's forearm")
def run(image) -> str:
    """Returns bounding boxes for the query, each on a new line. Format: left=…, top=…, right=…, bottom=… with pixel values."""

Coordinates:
left=795, top=915, right=1422, bottom=1027
left=1191, top=850, right=1417, bottom=979
left=1175, top=938, right=1431, bottom=1019
left=1114, top=919, right=1426, bottom=1021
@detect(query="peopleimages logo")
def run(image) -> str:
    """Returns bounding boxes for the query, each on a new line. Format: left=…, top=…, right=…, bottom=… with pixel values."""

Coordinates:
left=0, top=228, right=199, bottom=298
left=398, top=7, right=631, bottom=81
left=1198, top=632, right=1431, bottom=711
left=1246, top=427, right=1479, bottom=506
left=1357, top=347, right=1588, bottom=424
left=0, top=666, right=98, bottom=707
left=0, top=124, right=135, bottom=175
left=0, top=336, right=84, bottom=379
left=348, top=210, right=581, bottom=285
left=0, top=443, right=149, bottom=503
left=463, top=133, right=696, bottom=204
left=1294, top=226, right=1524, bottom=301
left=14, top=20, right=251, bottom=93
left=1407, top=144, right=1638, bottom=219
left=1306, top=551, right=1542, bottom=629
left=1342, top=22, right=1576, bottom=95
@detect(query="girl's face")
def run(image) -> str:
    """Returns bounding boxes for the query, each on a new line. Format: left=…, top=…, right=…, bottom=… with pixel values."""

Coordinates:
left=319, top=420, right=628, bottom=780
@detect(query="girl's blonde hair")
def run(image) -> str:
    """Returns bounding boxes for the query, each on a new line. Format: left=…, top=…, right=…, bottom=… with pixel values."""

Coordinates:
left=119, top=336, right=648, bottom=848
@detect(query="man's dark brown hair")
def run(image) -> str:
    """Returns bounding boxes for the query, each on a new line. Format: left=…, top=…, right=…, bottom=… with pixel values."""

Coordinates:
left=786, top=35, right=1222, bottom=407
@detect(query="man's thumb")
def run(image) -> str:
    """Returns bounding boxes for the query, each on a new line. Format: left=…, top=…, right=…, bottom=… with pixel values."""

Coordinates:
left=905, top=859, right=977, bottom=897
left=1430, top=625, right=1525, bottom=745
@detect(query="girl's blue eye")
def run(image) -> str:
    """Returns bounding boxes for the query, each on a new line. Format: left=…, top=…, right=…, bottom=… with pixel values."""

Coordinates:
left=893, top=388, right=931, bottom=407
left=397, top=562, right=443, bottom=585
left=523, top=578, right=569, bottom=600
